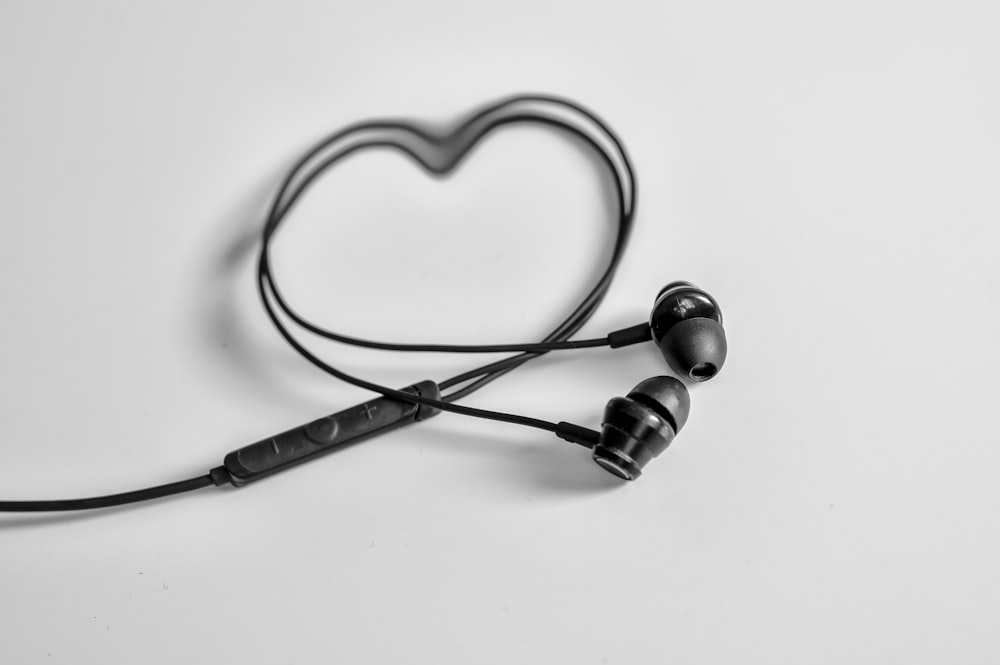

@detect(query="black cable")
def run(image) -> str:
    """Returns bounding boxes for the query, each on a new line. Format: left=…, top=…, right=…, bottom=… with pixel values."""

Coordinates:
left=261, top=96, right=633, bottom=355
left=258, top=273, right=563, bottom=434
left=0, top=472, right=218, bottom=512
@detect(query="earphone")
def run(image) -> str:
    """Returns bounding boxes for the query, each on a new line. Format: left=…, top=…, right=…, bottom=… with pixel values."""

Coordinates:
left=0, top=95, right=727, bottom=512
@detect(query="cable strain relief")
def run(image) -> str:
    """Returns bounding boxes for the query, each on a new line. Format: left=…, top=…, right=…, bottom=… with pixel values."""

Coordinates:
left=555, top=422, right=600, bottom=448
left=607, top=323, right=652, bottom=348
left=209, top=466, right=233, bottom=487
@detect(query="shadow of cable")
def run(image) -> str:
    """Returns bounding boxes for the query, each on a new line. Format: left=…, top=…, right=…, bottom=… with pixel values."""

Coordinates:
left=196, top=163, right=342, bottom=411
left=413, top=425, right=626, bottom=498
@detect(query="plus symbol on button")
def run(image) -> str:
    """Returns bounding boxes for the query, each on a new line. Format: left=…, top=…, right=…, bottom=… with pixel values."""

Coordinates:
left=360, top=404, right=377, bottom=420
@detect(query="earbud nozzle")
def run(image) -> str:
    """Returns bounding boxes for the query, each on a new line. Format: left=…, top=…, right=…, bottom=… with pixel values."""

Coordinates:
left=658, top=318, right=727, bottom=382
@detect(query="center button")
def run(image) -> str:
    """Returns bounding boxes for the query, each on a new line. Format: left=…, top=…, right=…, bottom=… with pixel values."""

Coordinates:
left=304, top=416, right=339, bottom=444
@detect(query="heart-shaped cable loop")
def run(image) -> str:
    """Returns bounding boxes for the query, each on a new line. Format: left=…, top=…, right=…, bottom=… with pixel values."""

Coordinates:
left=258, top=94, right=638, bottom=435
left=0, top=95, right=644, bottom=513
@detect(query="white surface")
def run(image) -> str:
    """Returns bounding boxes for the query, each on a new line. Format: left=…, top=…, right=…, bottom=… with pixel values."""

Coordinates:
left=1, top=1, right=998, bottom=663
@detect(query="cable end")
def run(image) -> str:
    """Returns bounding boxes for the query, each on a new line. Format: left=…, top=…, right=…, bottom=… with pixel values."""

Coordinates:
left=555, top=422, right=600, bottom=448
left=607, top=323, right=652, bottom=349
left=209, top=466, right=233, bottom=487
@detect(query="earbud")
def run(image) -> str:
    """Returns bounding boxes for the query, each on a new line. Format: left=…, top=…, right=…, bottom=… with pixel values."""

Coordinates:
left=650, top=281, right=727, bottom=382
left=592, top=376, right=691, bottom=480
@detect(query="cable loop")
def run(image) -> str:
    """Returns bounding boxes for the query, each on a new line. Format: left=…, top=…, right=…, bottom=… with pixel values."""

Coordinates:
left=259, top=94, right=637, bottom=423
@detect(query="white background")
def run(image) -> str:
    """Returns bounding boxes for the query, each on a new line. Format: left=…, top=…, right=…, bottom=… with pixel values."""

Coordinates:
left=1, top=1, right=998, bottom=663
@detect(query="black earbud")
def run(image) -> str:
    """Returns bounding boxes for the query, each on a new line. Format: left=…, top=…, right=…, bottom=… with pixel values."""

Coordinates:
left=592, top=376, right=691, bottom=480
left=650, top=282, right=727, bottom=382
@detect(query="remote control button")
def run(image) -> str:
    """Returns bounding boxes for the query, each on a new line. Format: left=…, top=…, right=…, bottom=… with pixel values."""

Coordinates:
left=305, top=417, right=339, bottom=444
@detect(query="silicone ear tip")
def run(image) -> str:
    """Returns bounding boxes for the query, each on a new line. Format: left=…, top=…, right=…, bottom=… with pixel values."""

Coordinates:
left=627, top=376, right=691, bottom=432
left=658, top=318, right=727, bottom=382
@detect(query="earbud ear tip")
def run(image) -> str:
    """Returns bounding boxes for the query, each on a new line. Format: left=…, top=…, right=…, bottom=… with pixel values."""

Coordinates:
left=627, top=376, right=691, bottom=432
left=658, top=318, right=727, bottom=382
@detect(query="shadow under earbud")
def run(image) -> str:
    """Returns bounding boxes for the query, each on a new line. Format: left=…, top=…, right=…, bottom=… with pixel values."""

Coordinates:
left=513, top=442, right=628, bottom=495
left=417, top=425, right=625, bottom=498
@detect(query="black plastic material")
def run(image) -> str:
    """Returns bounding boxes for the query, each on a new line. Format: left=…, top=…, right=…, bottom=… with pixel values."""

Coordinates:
left=209, top=466, right=232, bottom=486
left=223, top=380, right=441, bottom=487
left=650, top=282, right=727, bottom=381
left=592, top=376, right=690, bottom=481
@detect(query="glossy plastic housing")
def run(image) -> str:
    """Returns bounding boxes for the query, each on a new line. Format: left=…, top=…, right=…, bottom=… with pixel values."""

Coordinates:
left=650, top=282, right=727, bottom=381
